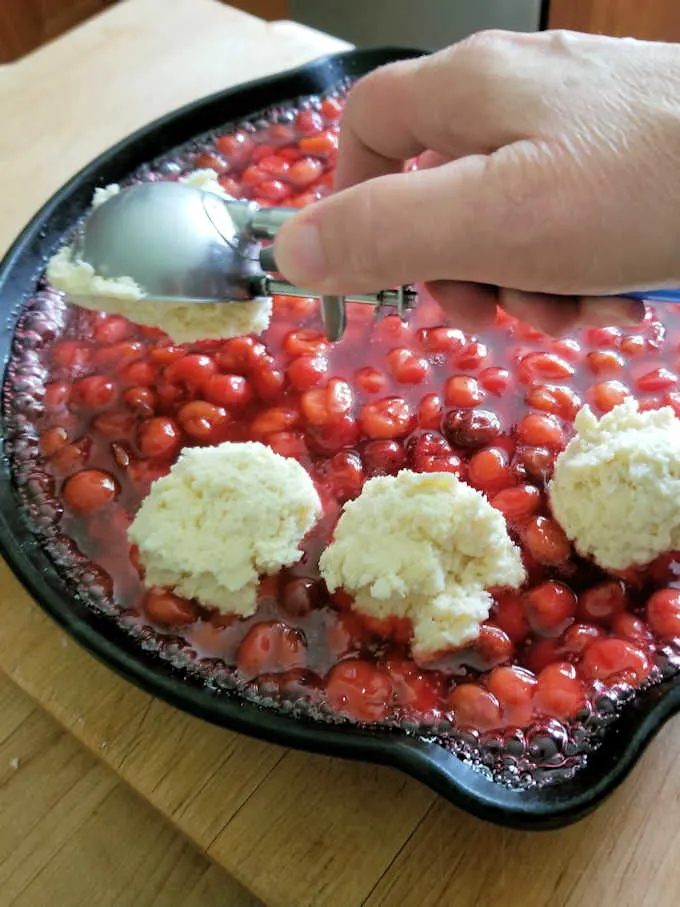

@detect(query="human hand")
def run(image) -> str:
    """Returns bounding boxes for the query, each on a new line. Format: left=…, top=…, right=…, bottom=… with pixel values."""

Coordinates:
left=274, top=30, right=680, bottom=334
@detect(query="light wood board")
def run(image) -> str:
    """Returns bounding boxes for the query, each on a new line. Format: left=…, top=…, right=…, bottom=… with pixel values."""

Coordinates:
left=0, top=672, right=261, bottom=906
left=2, top=2, right=680, bottom=905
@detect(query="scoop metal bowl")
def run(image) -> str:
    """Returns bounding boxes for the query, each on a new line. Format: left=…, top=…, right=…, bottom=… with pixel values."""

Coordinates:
left=71, top=180, right=417, bottom=340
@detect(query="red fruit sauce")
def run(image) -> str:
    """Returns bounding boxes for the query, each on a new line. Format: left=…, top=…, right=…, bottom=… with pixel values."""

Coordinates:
left=5, top=86, right=680, bottom=788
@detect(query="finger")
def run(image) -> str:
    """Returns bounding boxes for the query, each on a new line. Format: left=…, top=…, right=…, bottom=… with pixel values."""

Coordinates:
left=424, top=281, right=499, bottom=332
left=577, top=296, right=645, bottom=327
left=334, top=35, right=528, bottom=192
left=275, top=152, right=513, bottom=294
left=500, top=289, right=582, bottom=336
left=499, top=290, right=645, bottom=336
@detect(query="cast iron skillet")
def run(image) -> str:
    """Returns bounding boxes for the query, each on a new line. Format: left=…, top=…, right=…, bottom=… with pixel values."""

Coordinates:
left=1, top=47, right=678, bottom=830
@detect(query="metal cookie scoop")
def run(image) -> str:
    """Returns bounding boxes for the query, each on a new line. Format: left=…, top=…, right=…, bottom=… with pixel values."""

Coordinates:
left=72, top=181, right=416, bottom=341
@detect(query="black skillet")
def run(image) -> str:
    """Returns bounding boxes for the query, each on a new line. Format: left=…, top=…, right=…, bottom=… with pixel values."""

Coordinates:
left=1, top=47, right=678, bottom=830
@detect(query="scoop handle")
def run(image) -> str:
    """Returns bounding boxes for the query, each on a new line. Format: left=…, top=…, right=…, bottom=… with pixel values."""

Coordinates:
left=624, top=290, right=680, bottom=303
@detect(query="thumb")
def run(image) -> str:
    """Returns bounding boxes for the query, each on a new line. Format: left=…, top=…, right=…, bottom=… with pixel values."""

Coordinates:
left=273, top=153, right=518, bottom=295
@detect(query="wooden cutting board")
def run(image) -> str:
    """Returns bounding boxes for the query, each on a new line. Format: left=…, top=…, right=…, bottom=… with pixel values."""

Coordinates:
left=2, top=2, right=680, bottom=905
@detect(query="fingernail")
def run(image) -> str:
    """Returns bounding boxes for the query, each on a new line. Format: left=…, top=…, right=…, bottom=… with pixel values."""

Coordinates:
left=274, top=219, right=327, bottom=285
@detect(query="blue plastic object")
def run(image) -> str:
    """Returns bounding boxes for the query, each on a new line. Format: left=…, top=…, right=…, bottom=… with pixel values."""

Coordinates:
left=626, top=289, right=680, bottom=304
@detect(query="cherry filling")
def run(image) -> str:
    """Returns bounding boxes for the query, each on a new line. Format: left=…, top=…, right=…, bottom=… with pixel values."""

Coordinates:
left=5, top=87, right=680, bottom=788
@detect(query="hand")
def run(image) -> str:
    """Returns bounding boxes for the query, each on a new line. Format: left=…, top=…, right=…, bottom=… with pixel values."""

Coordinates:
left=274, top=30, right=680, bottom=335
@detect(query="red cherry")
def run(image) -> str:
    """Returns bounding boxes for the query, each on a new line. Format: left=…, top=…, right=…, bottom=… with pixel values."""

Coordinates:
left=120, top=359, right=156, bottom=387
left=589, top=380, right=630, bottom=413
left=493, top=592, right=530, bottom=643
left=300, top=379, right=353, bottom=427
left=448, top=683, right=502, bottom=732
left=468, top=447, right=512, bottom=494
left=326, top=450, right=364, bottom=500
left=474, top=623, right=514, bottom=667
left=585, top=326, right=621, bottom=348
left=517, top=352, right=574, bottom=384
left=417, top=326, right=465, bottom=354
left=442, top=409, right=501, bottom=448
left=360, top=397, right=413, bottom=440
left=534, top=662, right=585, bottom=719
left=360, top=615, right=413, bottom=645
left=237, top=622, right=307, bottom=678
left=525, top=581, right=577, bottom=636
left=386, top=348, right=429, bottom=384
left=251, top=406, right=300, bottom=436
left=92, top=340, right=143, bottom=371
left=305, top=414, right=359, bottom=455
left=288, top=156, right=324, bottom=187
left=586, top=350, right=625, bottom=376
left=526, top=637, right=563, bottom=674
left=523, top=516, right=571, bottom=565
left=257, top=154, right=290, bottom=179
left=581, top=638, right=651, bottom=685
left=611, top=613, right=654, bottom=643
left=561, top=623, right=605, bottom=656
left=479, top=366, right=511, bottom=395
left=326, top=660, right=393, bottom=722
left=646, top=588, right=680, bottom=640
left=40, top=426, right=69, bottom=457
left=354, top=366, right=387, bottom=395
left=241, top=164, right=266, bottom=188
left=70, top=375, right=118, bottom=411
left=444, top=375, right=484, bottom=408
left=284, top=329, right=329, bottom=357
left=491, top=484, right=541, bottom=522
left=148, top=345, right=185, bottom=366
left=384, top=658, right=443, bottom=712
left=266, top=430, right=307, bottom=459
left=525, top=384, right=582, bottom=421
left=137, top=417, right=182, bottom=459
left=417, top=394, right=443, bottom=429
left=50, top=340, right=91, bottom=371
left=488, top=666, right=537, bottom=726
left=194, top=151, right=226, bottom=171
left=577, top=580, right=628, bottom=625
left=165, top=354, right=217, bottom=388
left=45, top=381, right=70, bottom=409
left=251, top=358, right=286, bottom=401
left=357, top=437, right=404, bottom=477
left=203, top=373, right=253, bottom=408
left=257, top=179, right=292, bottom=203
left=177, top=401, right=229, bottom=440
left=454, top=340, right=488, bottom=371
left=62, top=469, right=118, bottom=514
left=216, top=336, right=267, bottom=373
left=215, top=130, right=252, bottom=163
left=286, top=355, right=328, bottom=391
left=636, top=367, right=677, bottom=393
left=298, top=130, right=339, bottom=157
left=320, top=96, right=344, bottom=121
left=143, top=589, right=200, bottom=626
left=295, top=109, right=324, bottom=135
left=512, top=446, right=555, bottom=484
left=517, top=412, right=562, bottom=448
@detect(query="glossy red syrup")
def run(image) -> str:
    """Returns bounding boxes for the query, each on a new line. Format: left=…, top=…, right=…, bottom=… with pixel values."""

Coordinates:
left=6, top=88, right=680, bottom=787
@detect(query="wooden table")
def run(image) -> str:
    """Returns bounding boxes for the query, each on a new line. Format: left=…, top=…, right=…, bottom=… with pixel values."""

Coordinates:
left=2, top=2, right=680, bottom=904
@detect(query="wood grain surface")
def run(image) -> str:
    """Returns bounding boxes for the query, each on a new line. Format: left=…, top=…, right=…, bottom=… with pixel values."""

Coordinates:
left=0, top=672, right=261, bottom=906
left=2, top=2, right=680, bottom=905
